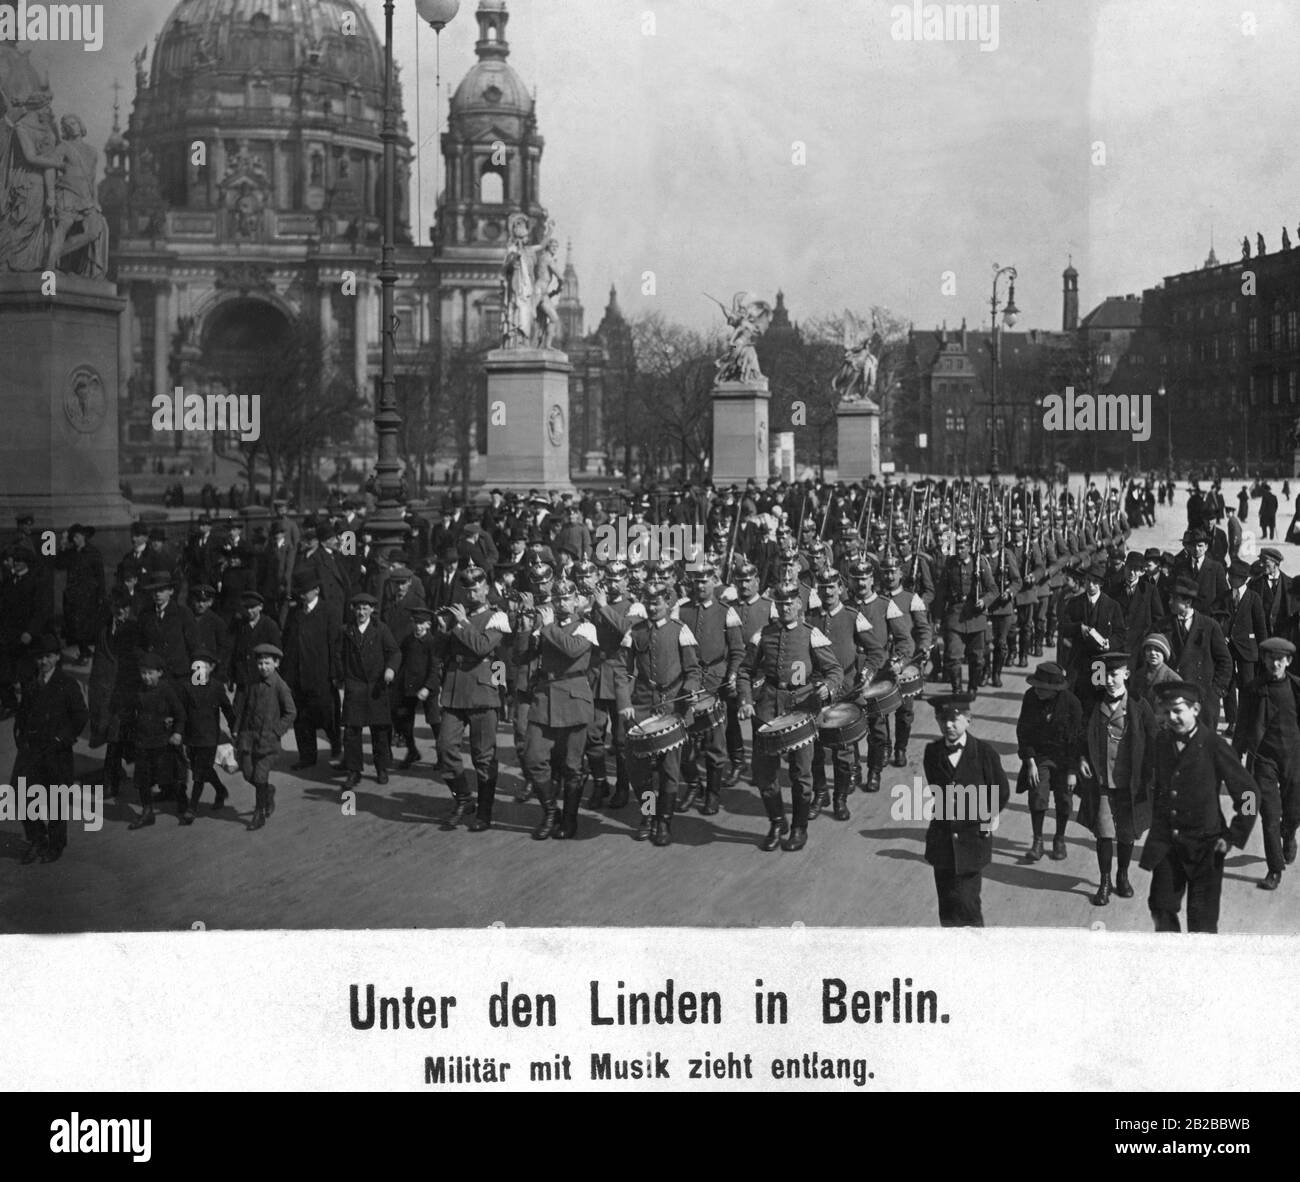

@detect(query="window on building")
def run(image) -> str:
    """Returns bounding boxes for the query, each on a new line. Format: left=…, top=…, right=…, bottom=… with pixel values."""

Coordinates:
left=480, top=168, right=504, bottom=204
left=955, top=414, right=966, bottom=432
left=945, top=411, right=957, bottom=431
left=1290, top=371, right=1297, bottom=404
left=1250, top=318, right=1258, bottom=351
left=1273, top=374, right=1281, bottom=405
left=1290, top=310, right=1298, bottom=348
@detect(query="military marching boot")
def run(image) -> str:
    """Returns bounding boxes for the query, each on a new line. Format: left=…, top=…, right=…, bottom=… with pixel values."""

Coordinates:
left=1032, top=625, right=1045, bottom=658
left=128, top=786, right=155, bottom=831
left=652, top=799, right=674, bottom=847
left=248, top=785, right=267, bottom=832
left=1044, top=625, right=1057, bottom=646
left=609, top=757, right=630, bottom=810
left=701, top=767, right=722, bottom=816
left=1091, top=876, right=1112, bottom=906
left=722, top=759, right=742, bottom=787
left=832, top=767, right=851, bottom=822
left=968, top=662, right=983, bottom=697
left=468, top=770, right=497, bottom=833
left=531, top=784, right=558, bottom=840
left=634, top=791, right=655, bottom=841
left=676, top=780, right=702, bottom=814
left=587, top=777, right=610, bottom=810
left=891, top=717, right=911, bottom=767
left=760, top=798, right=789, bottom=851
left=990, top=654, right=1004, bottom=689
left=948, top=666, right=963, bottom=695
left=864, top=766, right=882, bottom=794
left=554, top=778, right=582, bottom=840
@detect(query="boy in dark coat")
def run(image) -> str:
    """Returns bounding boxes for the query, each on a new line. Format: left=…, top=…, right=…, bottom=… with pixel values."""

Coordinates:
left=1015, top=661, right=1083, bottom=863
left=182, top=647, right=237, bottom=819
left=395, top=607, right=439, bottom=768
left=233, top=643, right=297, bottom=830
left=127, top=652, right=186, bottom=830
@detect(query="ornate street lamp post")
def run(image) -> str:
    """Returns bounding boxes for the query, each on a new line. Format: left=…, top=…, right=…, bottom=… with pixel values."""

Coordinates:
left=988, top=263, right=1019, bottom=482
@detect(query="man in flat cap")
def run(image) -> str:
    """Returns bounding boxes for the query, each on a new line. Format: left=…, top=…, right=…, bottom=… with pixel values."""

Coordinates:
left=233, top=643, right=296, bottom=830
left=126, top=652, right=186, bottom=830
left=1172, top=527, right=1229, bottom=622
left=230, top=591, right=282, bottom=696
left=1233, top=636, right=1300, bottom=890
left=1247, top=547, right=1297, bottom=641
left=1015, top=661, right=1082, bottom=863
left=922, top=693, right=1010, bottom=927
left=1142, top=680, right=1257, bottom=932
left=1222, top=557, right=1266, bottom=738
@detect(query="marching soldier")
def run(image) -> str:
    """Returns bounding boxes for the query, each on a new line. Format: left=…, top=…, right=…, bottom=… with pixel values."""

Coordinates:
left=675, top=563, right=745, bottom=816
left=1009, top=512, right=1045, bottom=666
left=932, top=531, right=998, bottom=696
left=584, top=559, right=642, bottom=810
left=1142, top=680, right=1258, bottom=933
left=736, top=581, right=843, bottom=852
left=523, top=580, right=599, bottom=840
left=880, top=555, right=930, bottom=767
left=843, top=557, right=908, bottom=791
left=980, top=521, right=1022, bottom=686
left=922, top=693, right=1010, bottom=927
left=727, top=560, right=772, bottom=784
left=808, top=567, right=881, bottom=818
left=615, top=584, right=702, bottom=846
left=434, top=565, right=510, bottom=829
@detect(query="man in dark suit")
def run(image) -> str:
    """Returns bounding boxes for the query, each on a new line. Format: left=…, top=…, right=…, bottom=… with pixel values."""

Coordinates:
left=281, top=570, right=341, bottom=768
left=1259, top=484, right=1279, bottom=540
left=1058, top=559, right=1127, bottom=719
left=137, top=572, right=198, bottom=689
left=333, top=592, right=400, bottom=788
left=1233, top=636, right=1300, bottom=890
left=1110, top=550, right=1165, bottom=669
left=1249, top=547, right=1297, bottom=641
left=1223, top=557, right=1267, bottom=736
left=424, top=544, right=471, bottom=610
left=0, top=545, right=50, bottom=715
left=1166, top=576, right=1234, bottom=733
left=12, top=634, right=89, bottom=863
left=458, top=519, right=500, bottom=576
left=258, top=521, right=295, bottom=622
left=296, top=524, right=351, bottom=629
left=922, top=693, right=1010, bottom=927
left=1142, top=680, right=1258, bottom=932
left=1172, top=527, right=1229, bottom=624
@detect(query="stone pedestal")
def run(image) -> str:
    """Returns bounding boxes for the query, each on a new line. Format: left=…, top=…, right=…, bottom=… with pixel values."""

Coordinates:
left=711, top=378, right=770, bottom=486
left=836, top=399, right=882, bottom=481
left=0, top=274, right=133, bottom=531
left=484, top=347, right=574, bottom=493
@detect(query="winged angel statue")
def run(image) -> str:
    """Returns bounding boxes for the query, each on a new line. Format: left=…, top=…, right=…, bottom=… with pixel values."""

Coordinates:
left=832, top=310, right=883, bottom=404
left=712, top=291, right=773, bottom=383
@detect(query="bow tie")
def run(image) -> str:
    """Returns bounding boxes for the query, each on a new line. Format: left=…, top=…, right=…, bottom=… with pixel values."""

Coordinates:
left=945, top=742, right=963, bottom=752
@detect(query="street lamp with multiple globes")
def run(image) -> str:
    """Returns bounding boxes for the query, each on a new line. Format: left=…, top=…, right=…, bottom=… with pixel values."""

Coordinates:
left=987, top=263, right=1019, bottom=483
left=369, top=0, right=461, bottom=561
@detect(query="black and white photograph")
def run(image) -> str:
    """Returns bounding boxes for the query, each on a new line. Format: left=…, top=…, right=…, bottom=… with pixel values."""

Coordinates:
left=2, top=0, right=1300, bottom=1109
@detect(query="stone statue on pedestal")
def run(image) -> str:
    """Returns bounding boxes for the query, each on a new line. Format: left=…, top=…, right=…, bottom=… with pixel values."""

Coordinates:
left=500, top=212, right=559, bottom=350
left=712, top=291, right=772, bottom=382
left=832, top=310, right=882, bottom=405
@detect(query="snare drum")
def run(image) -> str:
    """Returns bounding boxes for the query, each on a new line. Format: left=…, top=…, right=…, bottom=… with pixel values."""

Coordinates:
left=754, top=711, right=818, bottom=758
left=815, top=702, right=869, bottom=748
left=896, top=662, right=924, bottom=699
left=688, top=692, right=727, bottom=735
left=859, top=677, right=903, bottom=719
left=627, top=713, right=687, bottom=758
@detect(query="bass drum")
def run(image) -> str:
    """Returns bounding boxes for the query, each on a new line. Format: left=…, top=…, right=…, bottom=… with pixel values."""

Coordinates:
left=815, top=702, right=869, bottom=749
left=754, top=711, right=818, bottom=758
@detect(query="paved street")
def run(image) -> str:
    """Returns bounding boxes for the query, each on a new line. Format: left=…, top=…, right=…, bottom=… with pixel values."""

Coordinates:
left=4, top=481, right=1300, bottom=933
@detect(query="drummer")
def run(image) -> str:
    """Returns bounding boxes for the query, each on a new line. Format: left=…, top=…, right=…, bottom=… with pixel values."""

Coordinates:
left=844, top=557, right=911, bottom=793
left=615, top=584, right=702, bottom=847
left=807, top=568, right=883, bottom=820
left=737, top=581, right=844, bottom=852
left=879, top=555, right=930, bottom=769
left=726, top=560, right=774, bottom=785
left=675, top=562, right=745, bottom=817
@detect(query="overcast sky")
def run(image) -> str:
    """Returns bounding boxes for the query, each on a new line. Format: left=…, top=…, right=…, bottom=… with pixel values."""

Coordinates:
left=32, top=0, right=1300, bottom=336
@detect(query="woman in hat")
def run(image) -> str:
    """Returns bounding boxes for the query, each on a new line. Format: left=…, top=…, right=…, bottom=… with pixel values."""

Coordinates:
left=1015, top=662, right=1083, bottom=862
left=1076, top=653, right=1156, bottom=905
left=55, top=524, right=104, bottom=664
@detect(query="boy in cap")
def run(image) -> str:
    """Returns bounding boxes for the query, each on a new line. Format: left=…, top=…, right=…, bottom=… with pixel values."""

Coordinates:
left=230, top=591, right=281, bottom=694
left=1131, top=632, right=1179, bottom=710
left=1077, top=652, right=1157, bottom=904
left=127, top=652, right=186, bottom=830
left=1058, top=559, right=1126, bottom=720
left=395, top=607, right=439, bottom=768
left=181, top=647, right=237, bottom=820
left=189, top=583, right=230, bottom=682
left=233, top=643, right=297, bottom=830
left=922, top=694, right=1010, bottom=926
left=1232, top=636, right=1300, bottom=889
left=1015, top=662, right=1083, bottom=862
left=1142, top=680, right=1258, bottom=932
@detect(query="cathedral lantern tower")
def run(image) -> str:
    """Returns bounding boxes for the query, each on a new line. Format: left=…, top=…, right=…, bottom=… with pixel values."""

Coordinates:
left=437, top=0, right=545, bottom=348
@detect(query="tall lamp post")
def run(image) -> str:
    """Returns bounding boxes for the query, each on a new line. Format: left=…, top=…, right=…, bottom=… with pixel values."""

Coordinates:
left=987, top=263, right=1019, bottom=483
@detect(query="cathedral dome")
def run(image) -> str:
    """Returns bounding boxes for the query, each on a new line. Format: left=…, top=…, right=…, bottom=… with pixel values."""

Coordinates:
left=151, top=0, right=384, bottom=92
left=448, top=0, right=534, bottom=138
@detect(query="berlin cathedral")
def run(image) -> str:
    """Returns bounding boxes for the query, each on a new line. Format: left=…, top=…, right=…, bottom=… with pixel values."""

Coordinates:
left=101, top=0, right=630, bottom=480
